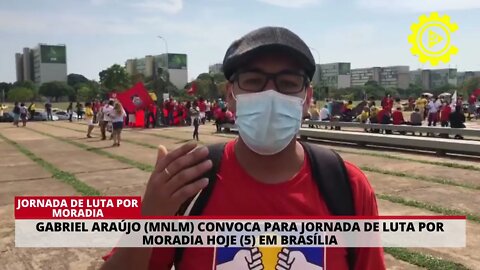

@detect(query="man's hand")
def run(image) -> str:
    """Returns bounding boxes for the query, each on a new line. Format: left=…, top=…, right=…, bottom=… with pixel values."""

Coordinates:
left=101, top=143, right=212, bottom=270
left=142, top=143, right=212, bottom=216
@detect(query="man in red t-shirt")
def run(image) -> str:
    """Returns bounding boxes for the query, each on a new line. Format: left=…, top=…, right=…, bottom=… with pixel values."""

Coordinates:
left=101, top=27, right=385, bottom=270
left=198, top=98, right=207, bottom=124
left=440, top=103, right=451, bottom=127
left=392, top=108, right=405, bottom=125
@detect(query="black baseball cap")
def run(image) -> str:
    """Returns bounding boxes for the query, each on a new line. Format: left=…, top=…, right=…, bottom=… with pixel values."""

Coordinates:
left=222, top=26, right=316, bottom=81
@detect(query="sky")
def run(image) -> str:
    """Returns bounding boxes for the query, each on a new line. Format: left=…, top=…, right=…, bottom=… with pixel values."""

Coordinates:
left=1, top=0, right=480, bottom=83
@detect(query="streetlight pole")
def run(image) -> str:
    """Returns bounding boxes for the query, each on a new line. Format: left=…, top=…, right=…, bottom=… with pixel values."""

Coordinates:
left=309, top=47, right=325, bottom=100
left=309, top=47, right=321, bottom=85
left=157, top=36, right=170, bottom=96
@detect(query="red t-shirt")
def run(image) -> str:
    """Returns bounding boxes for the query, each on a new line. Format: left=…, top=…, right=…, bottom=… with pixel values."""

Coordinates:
left=468, top=95, right=476, bottom=105
left=377, top=109, right=386, bottom=123
left=215, top=109, right=225, bottom=121
left=165, top=101, right=174, bottom=111
left=104, top=140, right=385, bottom=270
left=440, top=106, right=451, bottom=122
left=392, top=111, right=405, bottom=125
left=198, top=101, right=206, bottom=112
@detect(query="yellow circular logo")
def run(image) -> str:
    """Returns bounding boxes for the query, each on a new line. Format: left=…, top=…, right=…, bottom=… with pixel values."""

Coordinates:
left=408, top=12, right=459, bottom=66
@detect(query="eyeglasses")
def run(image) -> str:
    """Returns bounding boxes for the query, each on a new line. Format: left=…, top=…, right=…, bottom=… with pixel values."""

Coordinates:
left=232, top=70, right=308, bottom=95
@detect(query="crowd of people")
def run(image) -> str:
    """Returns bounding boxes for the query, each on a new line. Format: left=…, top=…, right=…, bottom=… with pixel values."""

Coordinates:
left=307, top=93, right=477, bottom=139
left=71, top=96, right=237, bottom=144
left=161, top=97, right=236, bottom=138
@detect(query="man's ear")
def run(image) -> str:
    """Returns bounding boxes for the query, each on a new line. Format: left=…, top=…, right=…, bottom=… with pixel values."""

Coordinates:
left=226, top=82, right=236, bottom=113
left=303, top=85, right=313, bottom=116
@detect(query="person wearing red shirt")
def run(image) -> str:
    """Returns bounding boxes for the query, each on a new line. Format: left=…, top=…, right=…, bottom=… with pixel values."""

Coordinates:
left=215, top=108, right=226, bottom=132
left=392, top=107, right=405, bottom=135
left=198, top=98, right=207, bottom=124
left=376, top=108, right=385, bottom=124
left=392, top=108, right=405, bottom=125
left=440, top=103, right=451, bottom=127
left=381, top=94, right=393, bottom=112
left=165, top=98, right=175, bottom=126
left=101, top=26, right=385, bottom=270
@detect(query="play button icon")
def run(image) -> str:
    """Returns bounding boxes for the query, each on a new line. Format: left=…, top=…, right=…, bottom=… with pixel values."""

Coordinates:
left=428, top=30, right=443, bottom=48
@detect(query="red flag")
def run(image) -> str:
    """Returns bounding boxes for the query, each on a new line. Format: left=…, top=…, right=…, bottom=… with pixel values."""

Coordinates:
left=187, top=82, right=197, bottom=95
left=473, top=89, right=480, bottom=97
left=114, top=83, right=154, bottom=113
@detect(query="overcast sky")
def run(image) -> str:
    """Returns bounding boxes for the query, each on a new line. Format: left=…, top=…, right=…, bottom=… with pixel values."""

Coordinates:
left=1, top=0, right=479, bottom=83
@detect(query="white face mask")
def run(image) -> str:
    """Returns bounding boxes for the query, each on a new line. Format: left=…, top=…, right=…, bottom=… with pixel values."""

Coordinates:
left=235, top=90, right=305, bottom=155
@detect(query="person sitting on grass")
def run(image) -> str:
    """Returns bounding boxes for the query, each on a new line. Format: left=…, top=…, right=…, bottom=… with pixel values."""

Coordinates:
left=392, top=107, right=406, bottom=134
left=449, top=105, right=466, bottom=139
left=379, top=108, right=392, bottom=134
left=440, top=103, right=451, bottom=127
left=392, top=107, right=405, bottom=125
left=357, top=106, right=370, bottom=132
left=409, top=108, right=423, bottom=136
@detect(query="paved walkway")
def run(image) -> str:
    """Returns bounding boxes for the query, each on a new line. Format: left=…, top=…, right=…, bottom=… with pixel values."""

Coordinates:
left=3, top=121, right=480, bottom=269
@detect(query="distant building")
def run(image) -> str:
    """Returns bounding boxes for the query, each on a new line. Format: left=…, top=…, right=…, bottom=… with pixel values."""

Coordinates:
left=209, top=63, right=223, bottom=74
left=125, top=53, right=188, bottom=89
left=380, top=66, right=410, bottom=89
left=351, top=67, right=381, bottom=87
left=457, top=71, right=480, bottom=87
left=429, top=68, right=457, bottom=89
left=410, top=68, right=458, bottom=90
left=312, top=62, right=351, bottom=89
left=351, top=66, right=409, bottom=89
left=15, top=44, right=67, bottom=85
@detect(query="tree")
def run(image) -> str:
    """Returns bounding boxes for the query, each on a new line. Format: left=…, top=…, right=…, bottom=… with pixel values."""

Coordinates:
left=432, top=84, right=456, bottom=96
left=363, top=80, right=385, bottom=100
left=405, top=83, right=423, bottom=98
left=7, top=87, right=34, bottom=102
left=13, top=80, right=36, bottom=91
left=312, top=85, right=326, bottom=101
left=67, top=73, right=89, bottom=87
left=0, top=82, right=13, bottom=102
left=99, top=64, right=131, bottom=91
left=462, top=77, right=480, bottom=97
left=130, top=73, right=145, bottom=85
left=77, top=86, right=96, bottom=102
left=144, top=71, right=177, bottom=104
left=211, top=73, right=227, bottom=84
left=188, top=73, right=227, bottom=100
left=39, top=81, right=74, bottom=101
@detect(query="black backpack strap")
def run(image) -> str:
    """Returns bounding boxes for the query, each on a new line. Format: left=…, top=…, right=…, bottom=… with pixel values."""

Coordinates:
left=174, top=142, right=226, bottom=266
left=300, top=141, right=356, bottom=270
